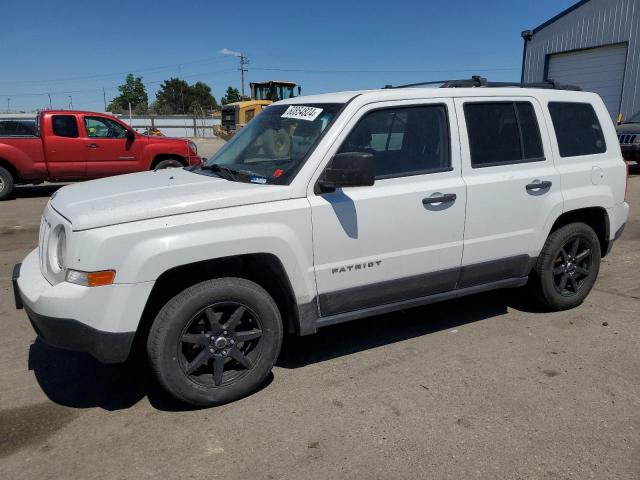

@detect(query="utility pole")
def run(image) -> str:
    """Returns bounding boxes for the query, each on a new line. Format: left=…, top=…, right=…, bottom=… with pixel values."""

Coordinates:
left=239, top=53, right=249, bottom=99
left=6, top=98, right=10, bottom=113
left=103, top=88, right=107, bottom=111
left=47, top=93, right=52, bottom=109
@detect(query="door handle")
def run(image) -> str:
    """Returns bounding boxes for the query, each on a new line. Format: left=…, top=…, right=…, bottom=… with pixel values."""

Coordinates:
left=87, top=143, right=98, bottom=149
left=422, top=193, right=457, bottom=205
left=525, top=180, right=552, bottom=191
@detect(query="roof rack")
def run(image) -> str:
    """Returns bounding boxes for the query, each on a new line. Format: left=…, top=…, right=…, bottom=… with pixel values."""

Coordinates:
left=384, top=75, right=582, bottom=91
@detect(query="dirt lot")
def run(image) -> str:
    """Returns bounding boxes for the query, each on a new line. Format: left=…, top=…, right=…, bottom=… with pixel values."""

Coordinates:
left=1, top=167, right=639, bottom=480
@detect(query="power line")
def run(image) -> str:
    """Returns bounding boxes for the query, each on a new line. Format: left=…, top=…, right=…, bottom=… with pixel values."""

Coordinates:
left=0, top=68, right=238, bottom=97
left=0, top=55, right=236, bottom=86
left=251, top=66, right=520, bottom=73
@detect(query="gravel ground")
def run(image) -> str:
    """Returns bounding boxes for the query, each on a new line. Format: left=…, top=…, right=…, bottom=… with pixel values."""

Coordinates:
left=0, top=165, right=638, bottom=480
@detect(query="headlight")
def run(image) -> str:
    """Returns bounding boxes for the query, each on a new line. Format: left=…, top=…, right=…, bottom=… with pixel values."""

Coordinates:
left=188, top=141, right=198, bottom=155
left=48, top=225, right=66, bottom=273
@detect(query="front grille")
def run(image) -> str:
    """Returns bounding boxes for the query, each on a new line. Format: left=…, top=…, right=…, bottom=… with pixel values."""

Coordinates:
left=221, top=106, right=237, bottom=129
left=618, top=134, right=638, bottom=145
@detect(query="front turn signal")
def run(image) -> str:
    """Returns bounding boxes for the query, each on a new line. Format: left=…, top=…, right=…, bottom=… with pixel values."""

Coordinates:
left=66, top=269, right=116, bottom=287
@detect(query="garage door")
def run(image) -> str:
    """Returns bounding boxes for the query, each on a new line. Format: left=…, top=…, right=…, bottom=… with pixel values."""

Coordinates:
left=547, top=44, right=627, bottom=120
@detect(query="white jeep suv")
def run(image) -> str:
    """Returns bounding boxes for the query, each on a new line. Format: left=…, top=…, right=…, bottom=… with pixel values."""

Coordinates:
left=13, top=80, right=629, bottom=406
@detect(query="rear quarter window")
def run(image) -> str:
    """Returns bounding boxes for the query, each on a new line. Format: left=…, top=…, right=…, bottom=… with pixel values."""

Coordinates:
left=52, top=115, right=79, bottom=138
left=548, top=102, right=606, bottom=157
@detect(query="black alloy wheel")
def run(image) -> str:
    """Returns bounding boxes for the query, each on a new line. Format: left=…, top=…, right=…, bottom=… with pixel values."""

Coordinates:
left=179, top=302, right=263, bottom=387
left=552, top=236, right=593, bottom=297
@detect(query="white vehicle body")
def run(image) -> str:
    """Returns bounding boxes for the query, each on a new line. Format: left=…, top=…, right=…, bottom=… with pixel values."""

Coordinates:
left=15, top=86, right=629, bottom=363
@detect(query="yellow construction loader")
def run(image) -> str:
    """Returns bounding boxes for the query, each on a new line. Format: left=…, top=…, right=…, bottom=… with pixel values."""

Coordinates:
left=214, top=81, right=299, bottom=141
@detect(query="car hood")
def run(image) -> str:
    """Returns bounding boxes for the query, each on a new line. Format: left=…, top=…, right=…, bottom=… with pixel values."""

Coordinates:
left=616, top=123, right=640, bottom=134
left=50, top=168, right=293, bottom=231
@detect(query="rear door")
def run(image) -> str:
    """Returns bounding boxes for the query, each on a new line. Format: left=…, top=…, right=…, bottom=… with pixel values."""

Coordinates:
left=309, top=99, right=466, bottom=317
left=42, top=114, right=86, bottom=179
left=454, top=97, right=562, bottom=287
left=82, top=115, right=142, bottom=177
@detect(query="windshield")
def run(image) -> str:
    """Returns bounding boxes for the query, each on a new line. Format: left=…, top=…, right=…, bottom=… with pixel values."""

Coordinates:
left=625, top=110, right=640, bottom=123
left=205, top=103, right=343, bottom=184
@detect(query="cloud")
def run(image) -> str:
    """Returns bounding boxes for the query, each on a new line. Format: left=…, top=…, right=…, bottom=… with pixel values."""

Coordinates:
left=219, top=48, right=241, bottom=57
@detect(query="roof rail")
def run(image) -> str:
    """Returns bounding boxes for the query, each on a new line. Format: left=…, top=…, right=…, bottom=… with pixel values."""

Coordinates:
left=384, top=75, right=582, bottom=91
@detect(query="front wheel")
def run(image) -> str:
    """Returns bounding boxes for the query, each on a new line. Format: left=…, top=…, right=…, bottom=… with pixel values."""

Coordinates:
left=531, top=222, right=601, bottom=310
left=154, top=159, right=184, bottom=170
left=147, top=278, right=283, bottom=406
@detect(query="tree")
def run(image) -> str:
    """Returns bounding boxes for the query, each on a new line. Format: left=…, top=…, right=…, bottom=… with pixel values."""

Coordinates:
left=189, top=81, right=218, bottom=113
left=221, top=87, right=241, bottom=105
left=154, top=78, right=217, bottom=114
left=107, top=74, right=148, bottom=113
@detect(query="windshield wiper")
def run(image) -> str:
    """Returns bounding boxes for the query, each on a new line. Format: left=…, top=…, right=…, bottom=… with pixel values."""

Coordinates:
left=202, top=164, right=268, bottom=183
left=201, top=164, right=240, bottom=181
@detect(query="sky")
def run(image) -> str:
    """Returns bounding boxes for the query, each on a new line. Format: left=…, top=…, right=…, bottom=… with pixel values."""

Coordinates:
left=0, top=0, right=577, bottom=113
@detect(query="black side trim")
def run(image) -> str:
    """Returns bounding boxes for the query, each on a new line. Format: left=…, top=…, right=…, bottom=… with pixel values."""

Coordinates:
left=458, top=255, right=535, bottom=289
left=605, top=223, right=626, bottom=256
left=24, top=306, right=134, bottom=363
left=316, top=277, right=528, bottom=330
left=296, top=300, right=320, bottom=336
left=319, top=268, right=459, bottom=317
left=12, top=263, right=23, bottom=310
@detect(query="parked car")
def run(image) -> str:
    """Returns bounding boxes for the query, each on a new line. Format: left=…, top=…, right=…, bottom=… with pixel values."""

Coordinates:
left=13, top=82, right=629, bottom=406
left=617, top=110, right=640, bottom=162
left=0, top=110, right=201, bottom=200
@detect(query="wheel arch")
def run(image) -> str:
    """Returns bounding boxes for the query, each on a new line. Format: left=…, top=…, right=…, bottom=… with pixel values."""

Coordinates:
left=0, top=157, right=20, bottom=182
left=548, top=207, right=610, bottom=257
left=131, top=253, right=302, bottom=356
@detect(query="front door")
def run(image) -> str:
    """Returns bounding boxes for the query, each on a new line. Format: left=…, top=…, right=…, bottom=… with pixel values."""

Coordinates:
left=309, top=100, right=466, bottom=317
left=82, top=116, right=142, bottom=177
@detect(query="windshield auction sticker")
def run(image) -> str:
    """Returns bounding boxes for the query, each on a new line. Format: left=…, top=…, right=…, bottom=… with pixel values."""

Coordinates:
left=281, top=105, right=323, bottom=121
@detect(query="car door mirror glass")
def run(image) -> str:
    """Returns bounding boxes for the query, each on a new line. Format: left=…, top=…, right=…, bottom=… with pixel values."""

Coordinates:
left=318, top=152, right=375, bottom=192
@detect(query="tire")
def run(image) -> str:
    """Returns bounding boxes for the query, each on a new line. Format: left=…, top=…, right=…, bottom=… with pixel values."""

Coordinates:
left=531, top=222, right=601, bottom=310
left=147, top=278, right=283, bottom=406
left=154, top=158, right=184, bottom=170
left=0, top=166, right=15, bottom=201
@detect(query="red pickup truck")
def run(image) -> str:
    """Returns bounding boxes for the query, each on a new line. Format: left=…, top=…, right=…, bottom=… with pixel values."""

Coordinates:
left=0, top=110, right=202, bottom=200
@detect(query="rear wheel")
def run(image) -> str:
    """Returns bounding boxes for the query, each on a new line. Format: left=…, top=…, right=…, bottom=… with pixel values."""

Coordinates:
left=531, top=222, right=601, bottom=310
left=147, top=278, right=283, bottom=406
left=0, top=166, right=15, bottom=201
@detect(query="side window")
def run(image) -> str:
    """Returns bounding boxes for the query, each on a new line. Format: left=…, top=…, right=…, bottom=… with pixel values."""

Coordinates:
left=464, top=102, right=544, bottom=168
left=338, top=105, right=450, bottom=179
left=548, top=102, right=606, bottom=157
left=84, top=117, right=128, bottom=139
left=52, top=115, right=79, bottom=138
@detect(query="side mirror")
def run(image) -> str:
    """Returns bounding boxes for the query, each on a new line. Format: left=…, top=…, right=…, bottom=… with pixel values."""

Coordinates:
left=126, top=129, right=135, bottom=140
left=318, top=152, right=375, bottom=192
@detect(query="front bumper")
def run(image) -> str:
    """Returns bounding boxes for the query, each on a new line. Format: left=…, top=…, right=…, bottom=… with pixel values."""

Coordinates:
left=14, top=249, right=153, bottom=363
left=187, top=155, right=203, bottom=166
left=23, top=305, right=135, bottom=363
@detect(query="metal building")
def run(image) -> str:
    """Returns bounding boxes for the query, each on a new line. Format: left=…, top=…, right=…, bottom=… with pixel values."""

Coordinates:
left=521, top=0, right=640, bottom=121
